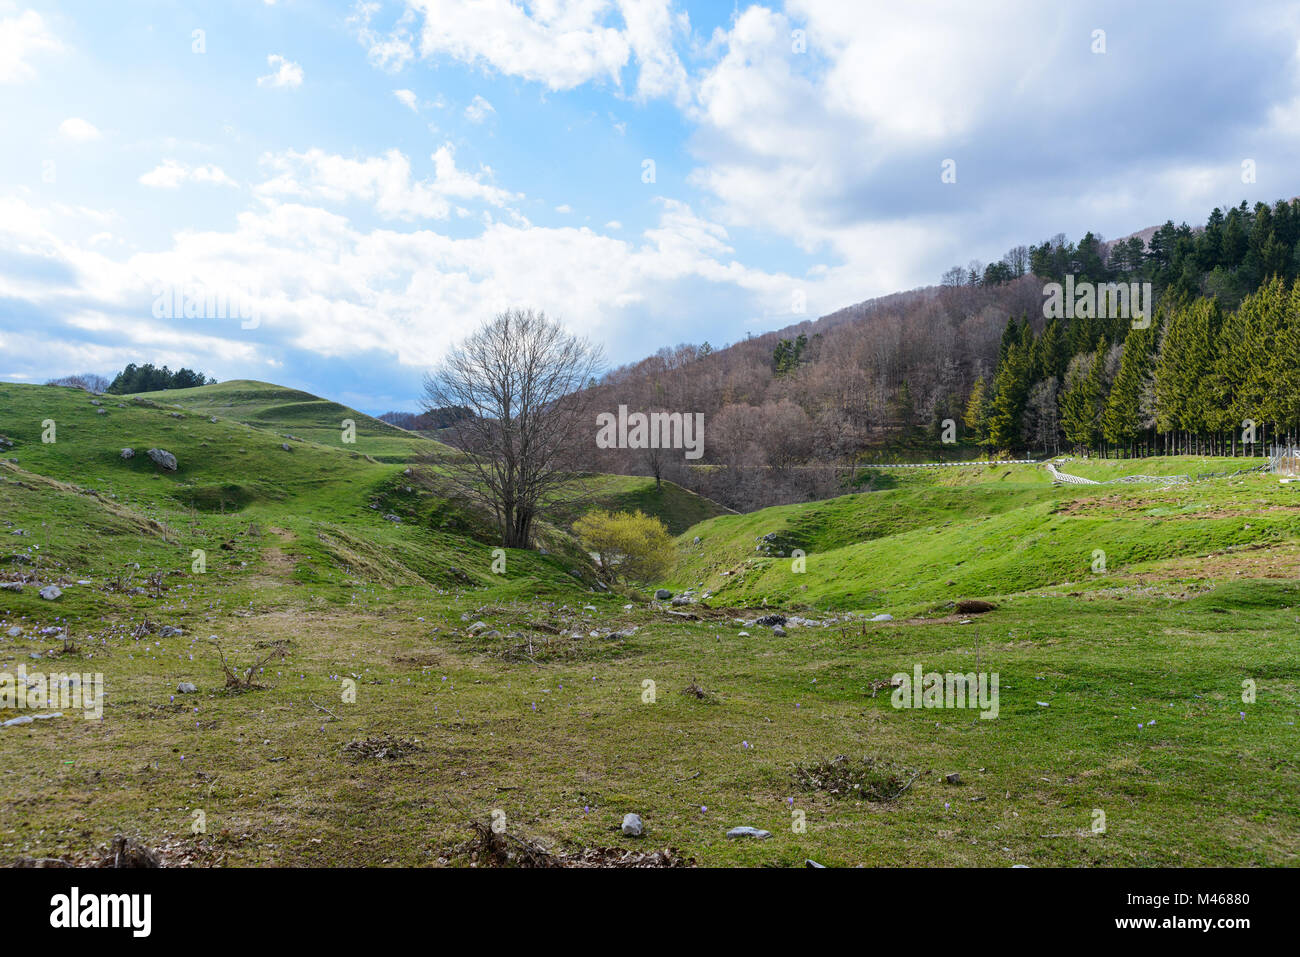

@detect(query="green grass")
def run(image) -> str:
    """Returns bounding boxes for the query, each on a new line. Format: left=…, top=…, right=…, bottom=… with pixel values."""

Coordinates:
left=669, top=463, right=1300, bottom=616
left=131, top=379, right=448, bottom=464
left=1054, top=455, right=1266, bottom=482
left=2, top=381, right=1297, bottom=867
left=554, top=474, right=733, bottom=536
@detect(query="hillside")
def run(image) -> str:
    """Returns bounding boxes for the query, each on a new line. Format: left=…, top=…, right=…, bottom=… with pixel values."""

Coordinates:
left=132, top=379, right=450, bottom=465
left=669, top=458, right=1288, bottom=614
left=3, top=380, right=1298, bottom=868
left=0, top=380, right=597, bottom=597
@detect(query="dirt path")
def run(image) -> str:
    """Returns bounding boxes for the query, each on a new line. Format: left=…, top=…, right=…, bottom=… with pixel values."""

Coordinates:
left=252, top=526, right=298, bottom=585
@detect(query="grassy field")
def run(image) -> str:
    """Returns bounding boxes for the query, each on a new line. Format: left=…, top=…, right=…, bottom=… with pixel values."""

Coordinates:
left=1, top=382, right=1297, bottom=866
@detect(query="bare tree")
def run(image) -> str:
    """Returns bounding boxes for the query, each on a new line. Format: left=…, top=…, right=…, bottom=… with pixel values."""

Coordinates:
left=46, top=373, right=109, bottom=393
left=423, top=309, right=603, bottom=548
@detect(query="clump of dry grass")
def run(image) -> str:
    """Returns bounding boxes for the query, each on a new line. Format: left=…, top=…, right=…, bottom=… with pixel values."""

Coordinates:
left=342, top=733, right=424, bottom=761
left=793, top=755, right=919, bottom=803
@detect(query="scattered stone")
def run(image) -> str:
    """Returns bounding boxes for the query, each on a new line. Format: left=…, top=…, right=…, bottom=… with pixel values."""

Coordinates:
left=726, top=826, right=772, bottom=840
left=96, top=408, right=107, bottom=415
left=805, top=859, right=826, bottom=868
left=0, top=582, right=21, bottom=593
left=737, top=631, right=749, bottom=637
left=654, top=589, right=672, bottom=600
left=756, top=614, right=786, bottom=627
left=6, top=626, right=21, bottom=637
left=467, top=621, right=489, bottom=635
left=621, top=813, right=644, bottom=837
left=945, top=772, right=962, bottom=785
left=382, top=513, right=402, bottom=523
left=280, top=443, right=292, bottom=452
left=869, top=613, right=893, bottom=622
left=583, top=605, right=597, bottom=612
left=146, top=448, right=177, bottom=471
left=2, top=715, right=34, bottom=727
left=772, top=625, right=786, bottom=637
left=177, top=682, right=198, bottom=694
left=159, top=626, right=184, bottom=638
left=39, top=585, right=62, bottom=600
left=955, top=599, right=997, bottom=614
left=120, top=447, right=136, bottom=459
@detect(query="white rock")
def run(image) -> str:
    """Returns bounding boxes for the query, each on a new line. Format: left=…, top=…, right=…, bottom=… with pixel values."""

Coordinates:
left=39, top=585, right=62, bottom=600
left=621, top=813, right=644, bottom=837
left=726, top=826, right=772, bottom=840
left=869, top=613, right=893, bottom=622
left=177, top=682, right=198, bottom=694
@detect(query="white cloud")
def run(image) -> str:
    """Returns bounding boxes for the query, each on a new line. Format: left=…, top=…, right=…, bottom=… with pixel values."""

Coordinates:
left=393, top=88, right=419, bottom=111
left=139, top=159, right=239, bottom=189
left=617, top=0, right=690, bottom=105
left=555, top=204, right=572, bottom=214
left=0, top=182, right=797, bottom=379
left=257, top=54, right=303, bottom=89
left=0, top=9, right=62, bottom=83
left=349, top=1, right=414, bottom=72
left=464, top=94, right=494, bottom=123
left=388, top=0, right=687, bottom=101
left=58, top=117, right=102, bottom=142
left=254, top=144, right=520, bottom=220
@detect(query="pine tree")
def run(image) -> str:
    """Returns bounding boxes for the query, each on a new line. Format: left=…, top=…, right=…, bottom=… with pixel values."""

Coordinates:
left=1103, top=321, right=1155, bottom=455
left=986, top=341, right=1033, bottom=451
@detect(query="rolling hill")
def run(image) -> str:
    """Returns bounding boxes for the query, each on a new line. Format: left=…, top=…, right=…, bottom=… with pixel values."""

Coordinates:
left=3, top=379, right=1297, bottom=868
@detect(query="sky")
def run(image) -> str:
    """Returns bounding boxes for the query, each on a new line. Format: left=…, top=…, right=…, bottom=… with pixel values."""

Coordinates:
left=2, top=0, right=1300, bottom=414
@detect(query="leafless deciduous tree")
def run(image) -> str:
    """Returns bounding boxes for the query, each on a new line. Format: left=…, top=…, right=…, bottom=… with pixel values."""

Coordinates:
left=422, top=309, right=603, bottom=548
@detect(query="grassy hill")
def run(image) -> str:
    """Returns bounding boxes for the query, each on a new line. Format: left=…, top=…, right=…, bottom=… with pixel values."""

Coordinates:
left=130, top=379, right=449, bottom=465
left=0, top=380, right=599, bottom=598
left=670, top=459, right=1288, bottom=614
left=2, top=384, right=1296, bottom=867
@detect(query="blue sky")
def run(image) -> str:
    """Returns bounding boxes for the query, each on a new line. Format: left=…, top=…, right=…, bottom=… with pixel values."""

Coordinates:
left=3, top=0, right=1300, bottom=413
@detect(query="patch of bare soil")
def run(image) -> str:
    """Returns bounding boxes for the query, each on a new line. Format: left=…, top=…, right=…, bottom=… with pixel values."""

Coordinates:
left=1130, top=542, right=1300, bottom=583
